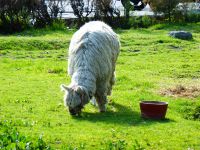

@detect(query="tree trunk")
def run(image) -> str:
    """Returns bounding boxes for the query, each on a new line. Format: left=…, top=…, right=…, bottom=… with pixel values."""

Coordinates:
left=168, top=0, right=171, bottom=22
left=121, top=0, right=130, bottom=19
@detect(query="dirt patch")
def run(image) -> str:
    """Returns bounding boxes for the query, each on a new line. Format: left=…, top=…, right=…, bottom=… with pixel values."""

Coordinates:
left=168, top=45, right=182, bottom=51
left=160, top=85, right=200, bottom=98
left=128, top=49, right=141, bottom=53
left=48, top=68, right=64, bottom=74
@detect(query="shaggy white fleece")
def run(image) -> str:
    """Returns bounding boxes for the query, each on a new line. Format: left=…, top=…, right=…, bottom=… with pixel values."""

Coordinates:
left=61, top=21, right=120, bottom=115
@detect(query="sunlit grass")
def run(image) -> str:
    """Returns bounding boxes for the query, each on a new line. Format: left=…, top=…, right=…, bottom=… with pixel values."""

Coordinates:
left=0, top=23, right=200, bottom=149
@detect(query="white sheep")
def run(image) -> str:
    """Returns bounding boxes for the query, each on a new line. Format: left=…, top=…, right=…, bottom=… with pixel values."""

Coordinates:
left=61, top=21, right=120, bottom=115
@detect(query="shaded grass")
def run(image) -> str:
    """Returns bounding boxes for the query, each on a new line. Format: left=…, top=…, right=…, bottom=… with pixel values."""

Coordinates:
left=0, top=23, right=200, bottom=149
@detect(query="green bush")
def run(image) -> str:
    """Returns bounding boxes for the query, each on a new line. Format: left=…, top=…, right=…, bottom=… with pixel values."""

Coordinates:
left=180, top=102, right=200, bottom=121
left=150, top=23, right=165, bottom=30
left=172, top=10, right=184, bottom=23
left=132, top=16, right=143, bottom=28
left=141, top=15, right=153, bottom=28
left=127, top=16, right=153, bottom=28
left=0, top=0, right=38, bottom=33
left=48, top=19, right=67, bottom=31
left=186, top=13, right=200, bottom=23
left=104, top=17, right=130, bottom=29
left=172, top=10, right=200, bottom=23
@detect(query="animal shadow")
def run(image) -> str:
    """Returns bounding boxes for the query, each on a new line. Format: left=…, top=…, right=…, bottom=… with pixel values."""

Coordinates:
left=75, top=102, right=174, bottom=126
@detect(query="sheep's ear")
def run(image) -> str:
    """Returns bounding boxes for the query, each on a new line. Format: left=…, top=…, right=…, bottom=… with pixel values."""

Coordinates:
left=60, top=84, right=69, bottom=92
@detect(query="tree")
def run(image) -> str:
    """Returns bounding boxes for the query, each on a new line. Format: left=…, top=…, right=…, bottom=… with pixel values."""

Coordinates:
left=0, top=0, right=41, bottom=32
left=47, top=0, right=69, bottom=19
left=146, top=0, right=195, bottom=22
left=147, top=0, right=179, bottom=22
left=94, top=0, right=120, bottom=21
left=70, top=0, right=94, bottom=26
left=177, top=0, right=195, bottom=21
left=121, top=0, right=132, bottom=19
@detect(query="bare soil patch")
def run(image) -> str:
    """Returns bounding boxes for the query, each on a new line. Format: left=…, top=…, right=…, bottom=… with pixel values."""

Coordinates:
left=160, top=85, right=200, bottom=98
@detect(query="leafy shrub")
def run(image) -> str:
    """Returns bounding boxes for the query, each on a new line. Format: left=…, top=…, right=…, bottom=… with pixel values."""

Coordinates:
left=128, top=16, right=153, bottom=28
left=132, top=140, right=146, bottom=150
left=141, top=16, right=153, bottom=28
left=172, top=10, right=185, bottom=23
left=180, top=102, right=200, bottom=121
left=150, top=23, right=165, bottom=30
left=116, top=17, right=132, bottom=29
left=172, top=9, right=200, bottom=23
left=0, top=0, right=40, bottom=33
left=132, top=16, right=143, bottom=28
left=0, top=120, right=51, bottom=149
left=0, top=0, right=68, bottom=33
left=47, top=19, right=67, bottom=31
left=186, top=13, right=200, bottom=23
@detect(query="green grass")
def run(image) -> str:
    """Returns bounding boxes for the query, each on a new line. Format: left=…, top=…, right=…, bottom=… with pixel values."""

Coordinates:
left=0, top=23, right=200, bottom=149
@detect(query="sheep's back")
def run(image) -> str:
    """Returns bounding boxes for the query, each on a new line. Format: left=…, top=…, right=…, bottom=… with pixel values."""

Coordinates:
left=68, top=21, right=120, bottom=81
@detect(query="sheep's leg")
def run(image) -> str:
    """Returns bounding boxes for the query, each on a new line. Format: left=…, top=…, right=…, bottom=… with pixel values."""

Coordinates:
left=95, top=82, right=108, bottom=112
left=90, top=97, right=97, bottom=106
left=107, top=72, right=115, bottom=95
left=95, top=94, right=107, bottom=112
left=110, top=71, right=115, bottom=85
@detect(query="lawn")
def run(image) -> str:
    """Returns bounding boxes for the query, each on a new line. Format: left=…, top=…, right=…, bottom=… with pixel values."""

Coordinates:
left=0, top=23, right=200, bottom=149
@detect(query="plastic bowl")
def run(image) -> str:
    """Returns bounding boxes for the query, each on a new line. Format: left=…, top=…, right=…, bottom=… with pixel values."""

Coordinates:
left=140, top=101, right=168, bottom=119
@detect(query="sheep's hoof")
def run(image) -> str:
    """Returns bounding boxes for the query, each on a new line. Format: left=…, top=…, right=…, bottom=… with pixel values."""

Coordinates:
left=99, top=105, right=106, bottom=112
left=100, top=110, right=106, bottom=113
left=90, top=97, right=97, bottom=107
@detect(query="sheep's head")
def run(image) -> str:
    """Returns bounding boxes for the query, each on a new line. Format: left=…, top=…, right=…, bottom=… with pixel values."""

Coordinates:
left=60, top=84, right=89, bottom=116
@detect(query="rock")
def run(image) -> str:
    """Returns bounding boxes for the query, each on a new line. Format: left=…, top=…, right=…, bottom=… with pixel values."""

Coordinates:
left=169, top=31, right=193, bottom=40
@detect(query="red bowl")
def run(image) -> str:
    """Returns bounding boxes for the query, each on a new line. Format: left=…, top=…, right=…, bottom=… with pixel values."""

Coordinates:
left=140, top=101, right=168, bottom=119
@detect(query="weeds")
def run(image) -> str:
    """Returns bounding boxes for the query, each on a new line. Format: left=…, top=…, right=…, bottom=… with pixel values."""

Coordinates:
left=180, top=103, right=200, bottom=121
left=0, top=121, right=50, bottom=149
left=132, top=140, right=146, bottom=150
left=48, top=68, right=65, bottom=74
